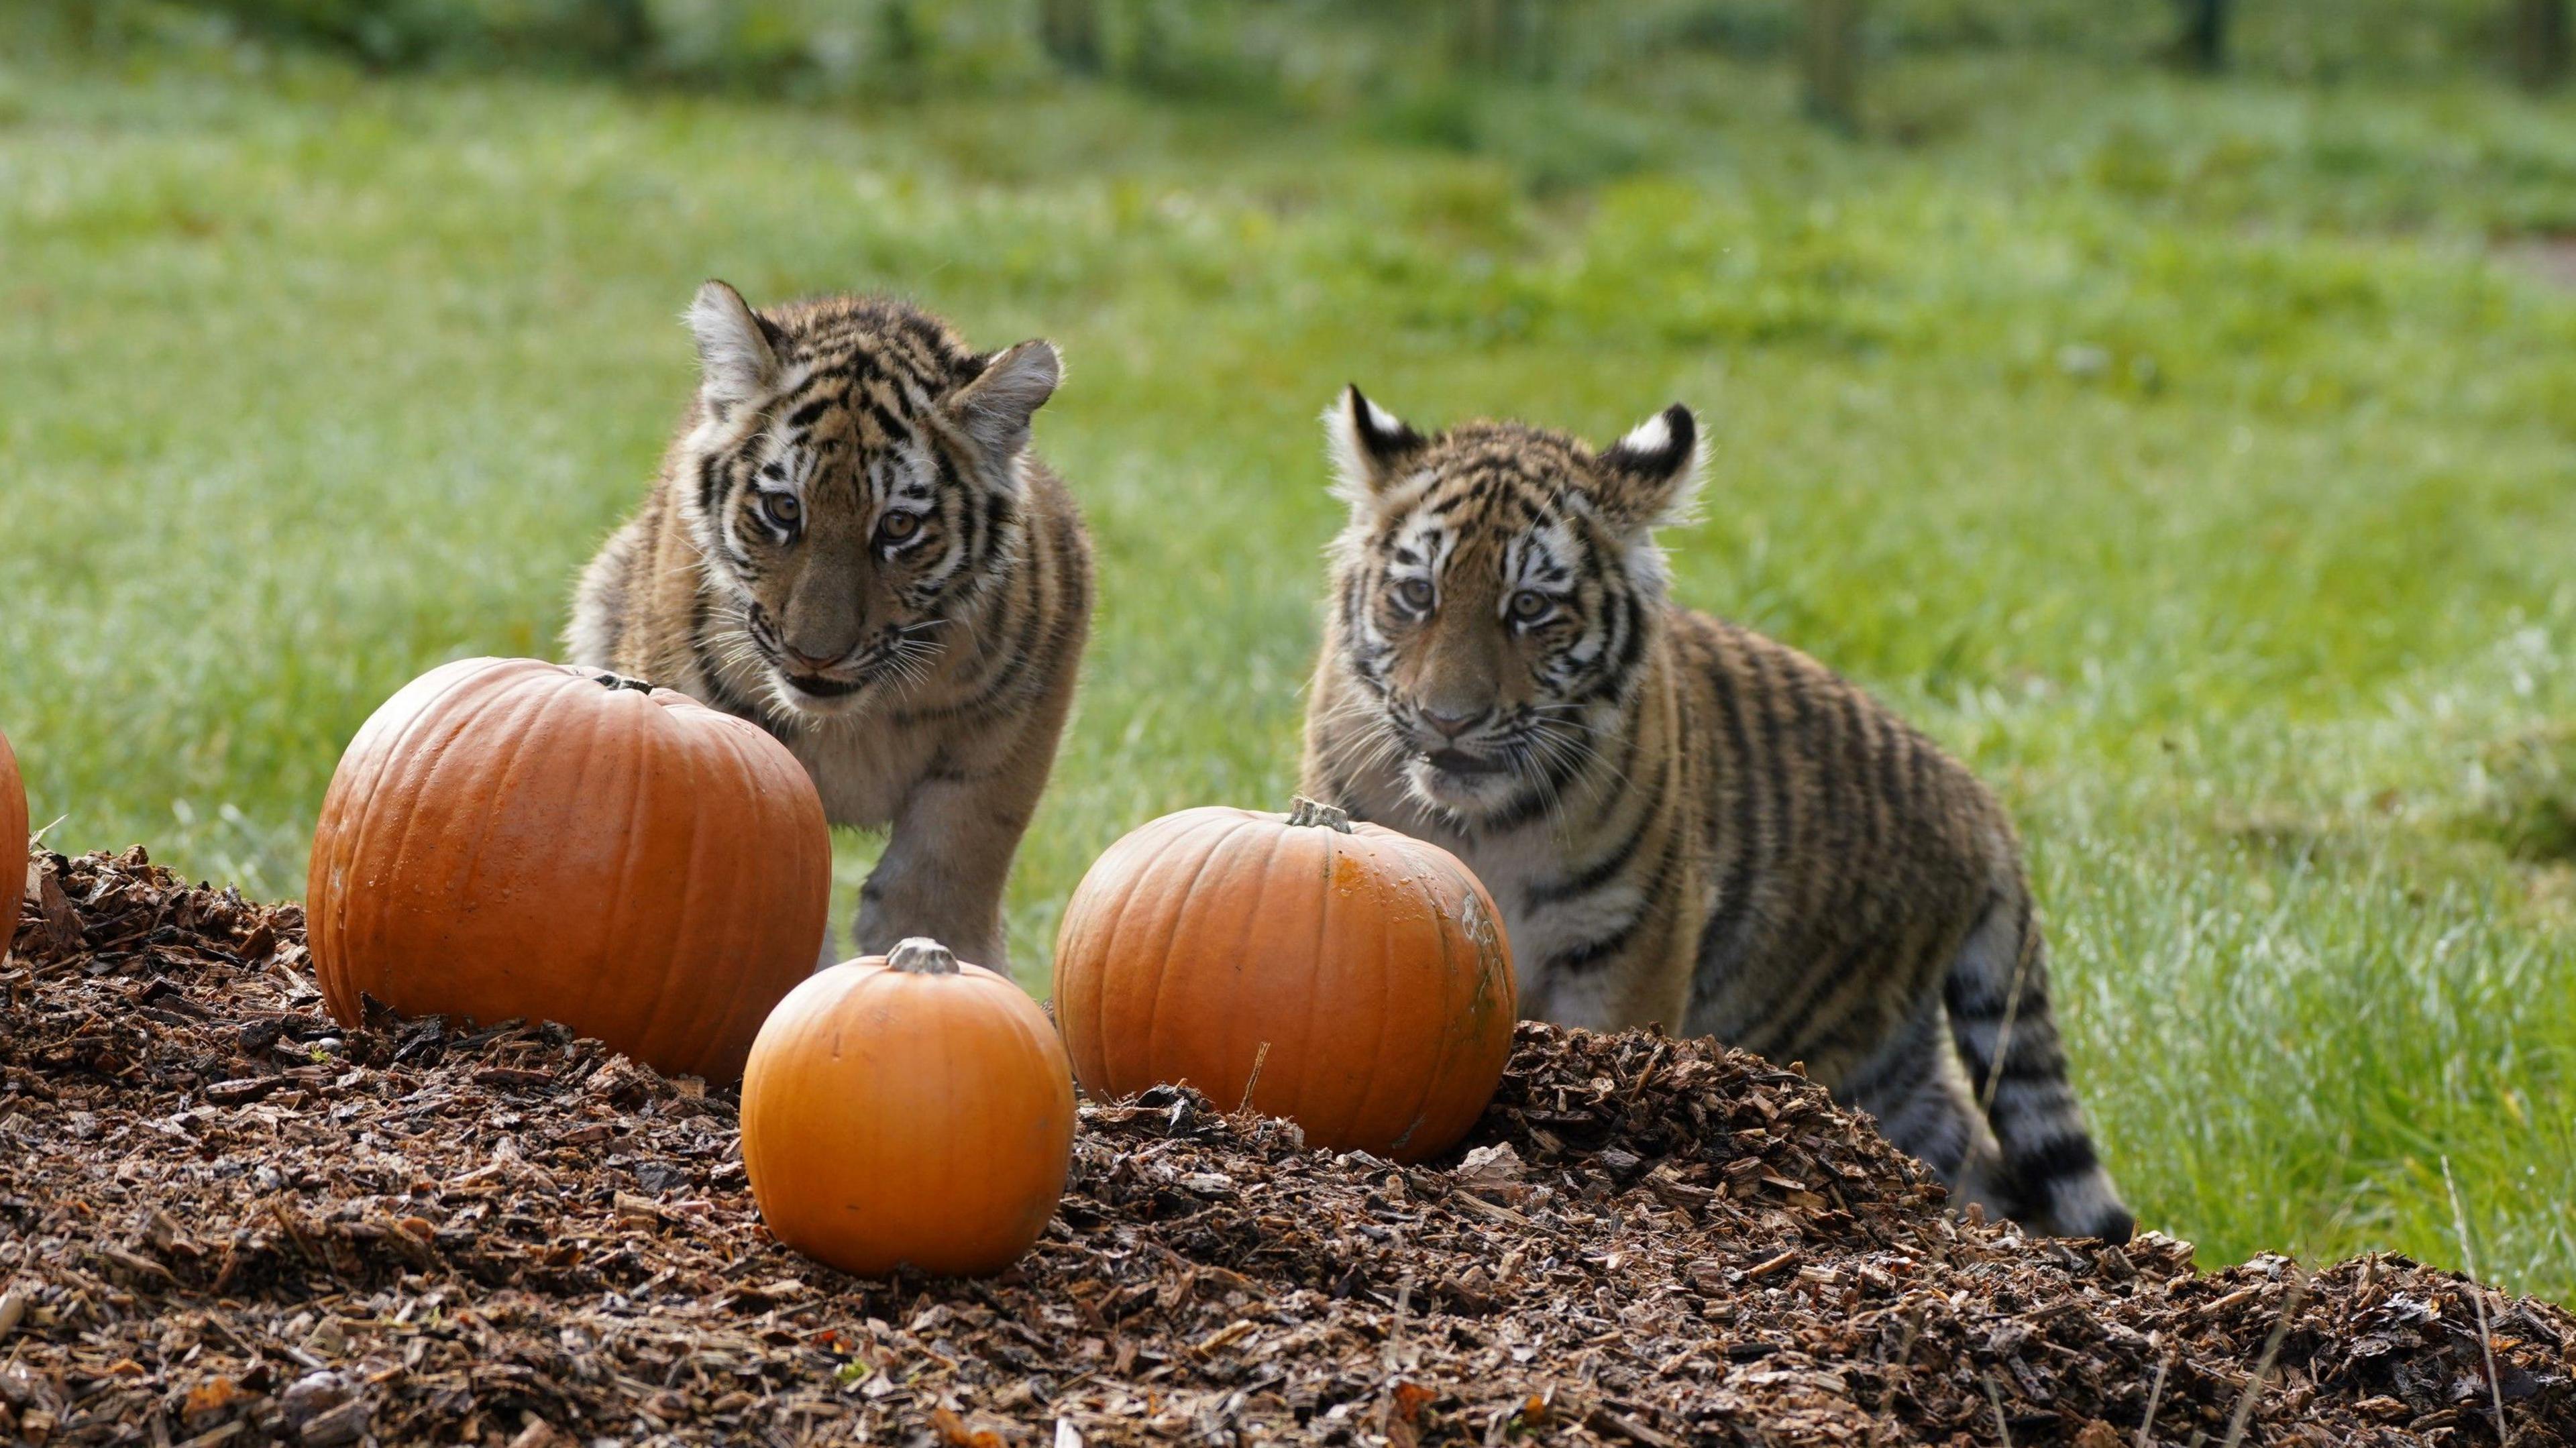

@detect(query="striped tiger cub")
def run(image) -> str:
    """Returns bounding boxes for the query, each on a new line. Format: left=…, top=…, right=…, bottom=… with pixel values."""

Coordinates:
left=1299, top=388, right=2131, bottom=1242
left=568, top=283, right=1091, bottom=971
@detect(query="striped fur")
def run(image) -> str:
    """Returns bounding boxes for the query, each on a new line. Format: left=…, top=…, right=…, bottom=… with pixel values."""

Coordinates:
left=567, top=283, right=1091, bottom=971
left=1299, top=388, right=2131, bottom=1242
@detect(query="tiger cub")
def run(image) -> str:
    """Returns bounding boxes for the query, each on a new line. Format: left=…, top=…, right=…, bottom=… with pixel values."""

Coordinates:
left=568, top=283, right=1091, bottom=970
left=1299, top=388, right=2131, bottom=1242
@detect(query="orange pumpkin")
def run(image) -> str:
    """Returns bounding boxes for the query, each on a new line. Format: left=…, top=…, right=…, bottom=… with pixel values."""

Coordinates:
left=1052, top=798, right=1517, bottom=1162
left=2, top=726, right=25, bottom=950
left=307, top=657, right=829, bottom=1080
left=741, top=938, right=1075, bottom=1278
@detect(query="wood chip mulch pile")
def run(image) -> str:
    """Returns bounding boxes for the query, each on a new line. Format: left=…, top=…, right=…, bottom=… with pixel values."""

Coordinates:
left=5, top=846, right=2573, bottom=1447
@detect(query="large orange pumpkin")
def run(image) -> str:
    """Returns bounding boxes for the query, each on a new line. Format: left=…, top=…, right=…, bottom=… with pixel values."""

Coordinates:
left=1052, top=798, right=1517, bottom=1163
left=741, top=938, right=1075, bottom=1278
left=2, top=726, right=25, bottom=952
left=307, top=657, right=829, bottom=1080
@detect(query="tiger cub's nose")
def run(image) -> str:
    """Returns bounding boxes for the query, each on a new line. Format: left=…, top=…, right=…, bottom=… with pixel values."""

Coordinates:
left=1421, top=706, right=1489, bottom=739
left=782, top=642, right=843, bottom=673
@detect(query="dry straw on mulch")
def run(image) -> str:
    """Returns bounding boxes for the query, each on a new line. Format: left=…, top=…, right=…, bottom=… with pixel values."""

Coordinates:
left=5, top=846, right=2572, bottom=1446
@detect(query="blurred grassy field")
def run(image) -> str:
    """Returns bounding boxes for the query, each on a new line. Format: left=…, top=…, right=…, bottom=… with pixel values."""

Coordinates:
left=6, top=20, right=2576, bottom=1294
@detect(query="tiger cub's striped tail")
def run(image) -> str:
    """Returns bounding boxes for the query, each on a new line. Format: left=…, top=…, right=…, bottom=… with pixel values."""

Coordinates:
left=1944, top=892, right=2135, bottom=1244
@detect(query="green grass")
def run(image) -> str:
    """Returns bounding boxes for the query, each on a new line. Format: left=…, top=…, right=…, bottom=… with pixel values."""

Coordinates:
left=6, top=29, right=2576, bottom=1296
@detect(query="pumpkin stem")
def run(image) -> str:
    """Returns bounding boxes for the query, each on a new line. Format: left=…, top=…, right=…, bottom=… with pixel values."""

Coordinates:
left=887, top=937, right=962, bottom=976
left=1287, top=796, right=1354, bottom=833
left=592, top=673, right=656, bottom=695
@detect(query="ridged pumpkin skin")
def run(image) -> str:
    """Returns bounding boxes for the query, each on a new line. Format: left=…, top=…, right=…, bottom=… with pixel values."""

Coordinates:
left=741, top=940, right=1075, bottom=1278
left=1052, top=801, right=1517, bottom=1163
left=307, top=657, right=829, bottom=1081
left=2, top=726, right=25, bottom=950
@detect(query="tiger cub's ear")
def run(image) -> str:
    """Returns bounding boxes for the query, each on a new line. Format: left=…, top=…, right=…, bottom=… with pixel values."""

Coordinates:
left=686, top=280, right=781, bottom=412
left=947, top=339, right=1061, bottom=461
left=1593, top=403, right=1703, bottom=535
left=1325, top=384, right=1429, bottom=505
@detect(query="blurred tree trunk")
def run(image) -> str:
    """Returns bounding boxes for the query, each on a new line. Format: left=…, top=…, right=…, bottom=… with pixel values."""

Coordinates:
left=1506, top=0, right=1545, bottom=79
left=1463, top=0, right=1504, bottom=68
left=2172, top=0, right=2228, bottom=71
left=1801, top=0, right=1863, bottom=132
left=1454, top=0, right=1549, bottom=79
left=1040, top=0, right=1102, bottom=74
left=1456, top=0, right=1503, bottom=73
left=2512, top=0, right=2571, bottom=89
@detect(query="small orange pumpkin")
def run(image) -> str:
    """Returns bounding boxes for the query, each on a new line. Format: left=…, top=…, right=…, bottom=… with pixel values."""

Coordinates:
left=307, top=657, right=830, bottom=1080
left=2, top=726, right=25, bottom=950
left=1052, top=798, right=1517, bottom=1162
left=741, top=938, right=1075, bottom=1278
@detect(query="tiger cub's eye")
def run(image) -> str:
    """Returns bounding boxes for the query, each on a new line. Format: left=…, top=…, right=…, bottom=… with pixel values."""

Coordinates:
left=762, top=492, right=802, bottom=529
left=1509, top=590, right=1552, bottom=621
left=1396, top=578, right=1435, bottom=610
left=877, top=511, right=922, bottom=545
